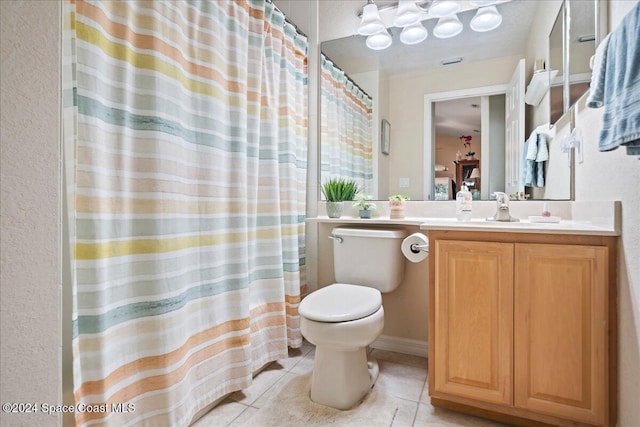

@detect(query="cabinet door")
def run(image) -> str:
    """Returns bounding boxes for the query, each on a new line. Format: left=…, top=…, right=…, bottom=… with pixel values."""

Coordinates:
left=514, top=244, right=608, bottom=425
left=433, top=240, right=513, bottom=405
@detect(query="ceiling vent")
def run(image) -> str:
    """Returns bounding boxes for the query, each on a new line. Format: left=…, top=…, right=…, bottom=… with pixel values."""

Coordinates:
left=441, top=57, right=463, bottom=66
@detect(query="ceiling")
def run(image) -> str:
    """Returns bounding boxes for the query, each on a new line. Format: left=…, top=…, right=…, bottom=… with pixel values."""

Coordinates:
left=435, top=96, right=482, bottom=138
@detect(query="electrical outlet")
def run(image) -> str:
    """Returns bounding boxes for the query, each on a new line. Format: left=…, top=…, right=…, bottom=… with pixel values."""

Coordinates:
left=399, top=177, right=410, bottom=188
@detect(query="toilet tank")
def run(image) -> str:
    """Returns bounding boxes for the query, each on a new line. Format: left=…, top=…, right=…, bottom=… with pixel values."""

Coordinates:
left=331, top=227, right=409, bottom=293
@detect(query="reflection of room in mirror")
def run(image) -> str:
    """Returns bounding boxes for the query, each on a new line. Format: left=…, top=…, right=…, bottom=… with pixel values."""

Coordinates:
left=318, top=0, right=581, bottom=201
left=434, top=98, right=483, bottom=200
left=568, top=0, right=596, bottom=108
left=549, top=0, right=599, bottom=125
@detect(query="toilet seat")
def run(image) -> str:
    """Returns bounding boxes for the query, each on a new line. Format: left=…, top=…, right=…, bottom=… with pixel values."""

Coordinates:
left=299, top=283, right=382, bottom=323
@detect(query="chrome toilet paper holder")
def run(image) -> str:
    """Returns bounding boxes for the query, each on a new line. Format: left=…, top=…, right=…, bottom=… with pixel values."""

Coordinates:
left=410, top=243, right=429, bottom=253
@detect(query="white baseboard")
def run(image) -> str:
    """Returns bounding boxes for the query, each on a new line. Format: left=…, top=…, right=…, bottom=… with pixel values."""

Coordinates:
left=371, top=335, right=428, bottom=357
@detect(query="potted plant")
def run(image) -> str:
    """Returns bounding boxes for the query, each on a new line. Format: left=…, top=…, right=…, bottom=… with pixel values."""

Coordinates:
left=353, top=194, right=377, bottom=219
left=459, top=135, right=475, bottom=159
left=388, top=194, right=410, bottom=219
left=321, top=178, right=359, bottom=218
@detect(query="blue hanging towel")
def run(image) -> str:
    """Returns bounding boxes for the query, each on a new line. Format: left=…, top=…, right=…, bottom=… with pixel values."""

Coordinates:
left=587, top=2, right=640, bottom=158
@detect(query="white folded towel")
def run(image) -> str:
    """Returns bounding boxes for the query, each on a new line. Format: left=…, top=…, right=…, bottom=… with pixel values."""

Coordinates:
left=586, top=33, right=611, bottom=108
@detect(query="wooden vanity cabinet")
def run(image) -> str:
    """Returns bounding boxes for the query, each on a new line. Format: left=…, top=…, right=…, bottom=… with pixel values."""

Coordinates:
left=432, top=240, right=514, bottom=406
left=428, top=231, right=617, bottom=427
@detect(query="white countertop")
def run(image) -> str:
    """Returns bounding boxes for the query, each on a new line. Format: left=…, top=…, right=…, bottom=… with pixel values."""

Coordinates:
left=309, top=201, right=620, bottom=236
left=307, top=216, right=427, bottom=226
left=418, top=218, right=619, bottom=236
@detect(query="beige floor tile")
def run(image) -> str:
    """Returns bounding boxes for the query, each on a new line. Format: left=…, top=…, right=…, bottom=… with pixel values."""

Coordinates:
left=227, top=406, right=259, bottom=427
left=419, top=375, right=430, bottom=405
left=227, top=367, right=286, bottom=406
left=190, top=399, right=249, bottom=427
left=195, top=349, right=516, bottom=427
left=390, top=397, right=419, bottom=427
left=375, top=359, right=428, bottom=402
left=300, top=339, right=315, bottom=353
left=414, top=402, right=509, bottom=427
left=288, top=349, right=315, bottom=375
left=252, top=372, right=298, bottom=408
left=272, top=343, right=314, bottom=371
left=371, top=349, right=428, bottom=369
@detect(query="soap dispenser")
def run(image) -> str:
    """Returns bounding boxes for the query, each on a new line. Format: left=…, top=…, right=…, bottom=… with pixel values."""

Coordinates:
left=456, top=185, right=472, bottom=221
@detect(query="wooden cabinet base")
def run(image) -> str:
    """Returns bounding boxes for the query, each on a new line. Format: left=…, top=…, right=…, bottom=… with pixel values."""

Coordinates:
left=428, top=231, right=617, bottom=427
left=431, top=396, right=605, bottom=427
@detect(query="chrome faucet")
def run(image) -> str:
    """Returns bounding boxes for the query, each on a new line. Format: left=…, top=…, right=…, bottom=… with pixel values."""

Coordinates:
left=487, top=192, right=519, bottom=222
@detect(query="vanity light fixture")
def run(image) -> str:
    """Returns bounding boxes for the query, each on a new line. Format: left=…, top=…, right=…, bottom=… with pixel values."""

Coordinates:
left=393, top=0, right=423, bottom=27
left=428, top=0, right=461, bottom=18
left=366, top=29, right=393, bottom=50
left=433, top=14, right=464, bottom=38
left=400, top=22, right=429, bottom=44
left=469, top=0, right=500, bottom=7
left=358, top=1, right=507, bottom=50
left=358, top=0, right=386, bottom=36
left=470, top=5, right=502, bottom=32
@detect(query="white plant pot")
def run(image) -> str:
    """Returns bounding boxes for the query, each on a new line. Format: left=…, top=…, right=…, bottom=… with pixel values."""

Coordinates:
left=326, top=201, right=344, bottom=218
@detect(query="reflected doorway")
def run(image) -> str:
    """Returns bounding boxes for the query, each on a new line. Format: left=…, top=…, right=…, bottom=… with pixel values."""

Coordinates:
left=429, top=93, right=506, bottom=201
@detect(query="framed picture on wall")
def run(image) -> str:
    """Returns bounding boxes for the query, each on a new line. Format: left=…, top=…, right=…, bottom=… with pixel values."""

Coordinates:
left=381, top=119, right=390, bottom=155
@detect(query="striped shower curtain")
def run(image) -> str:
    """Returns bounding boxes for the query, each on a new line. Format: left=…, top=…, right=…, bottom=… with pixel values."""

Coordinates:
left=320, top=54, right=374, bottom=194
left=63, top=1, right=307, bottom=425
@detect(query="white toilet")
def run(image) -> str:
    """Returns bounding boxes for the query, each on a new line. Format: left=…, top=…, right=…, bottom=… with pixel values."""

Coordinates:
left=299, top=227, right=408, bottom=410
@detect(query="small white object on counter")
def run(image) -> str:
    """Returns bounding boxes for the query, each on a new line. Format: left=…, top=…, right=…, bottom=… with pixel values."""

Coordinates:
left=528, top=215, right=561, bottom=223
left=419, top=217, right=619, bottom=236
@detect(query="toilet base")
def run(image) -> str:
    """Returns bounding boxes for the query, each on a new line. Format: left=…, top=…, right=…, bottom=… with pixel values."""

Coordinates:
left=310, top=347, right=379, bottom=410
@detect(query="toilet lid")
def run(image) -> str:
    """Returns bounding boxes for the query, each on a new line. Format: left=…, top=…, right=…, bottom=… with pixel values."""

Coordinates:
left=299, top=283, right=382, bottom=323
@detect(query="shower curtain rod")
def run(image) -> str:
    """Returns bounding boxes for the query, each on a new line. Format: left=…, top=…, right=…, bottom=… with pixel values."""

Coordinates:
left=267, top=0, right=308, bottom=39
left=321, top=52, right=373, bottom=103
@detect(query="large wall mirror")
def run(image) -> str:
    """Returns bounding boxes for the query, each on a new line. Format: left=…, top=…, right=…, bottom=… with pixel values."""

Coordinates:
left=550, top=0, right=607, bottom=126
left=319, top=0, right=605, bottom=202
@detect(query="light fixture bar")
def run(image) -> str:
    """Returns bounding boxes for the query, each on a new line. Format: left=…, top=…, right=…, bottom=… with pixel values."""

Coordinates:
left=357, top=1, right=431, bottom=18
left=441, top=57, right=463, bottom=65
left=357, top=0, right=512, bottom=19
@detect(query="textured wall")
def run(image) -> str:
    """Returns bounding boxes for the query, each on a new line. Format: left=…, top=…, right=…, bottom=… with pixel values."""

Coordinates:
left=574, top=3, right=640, bottom=426
left=0, top=1, right=61, bottom=426
left=574, top=100, right=640, bottom=427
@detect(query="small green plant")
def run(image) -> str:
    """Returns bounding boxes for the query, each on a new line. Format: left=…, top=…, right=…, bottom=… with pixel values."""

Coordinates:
left=388, top=194, right=410, bottom=201
left=321, top=178, right=359, bottom=202
left=353, top=194, right=377, bottom=211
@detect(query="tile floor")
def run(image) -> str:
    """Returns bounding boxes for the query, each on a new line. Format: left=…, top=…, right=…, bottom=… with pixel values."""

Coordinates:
left=193, top=341, right=509, bottom=427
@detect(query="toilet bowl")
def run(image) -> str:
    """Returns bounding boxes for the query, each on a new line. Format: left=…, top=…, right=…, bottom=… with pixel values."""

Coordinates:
left=299, top=228, right=408, bottom=410
left=300, top=283, right=384, bottom=409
